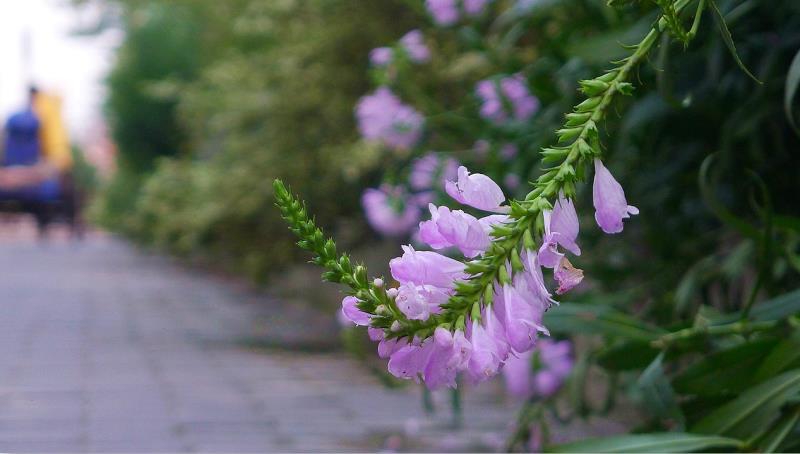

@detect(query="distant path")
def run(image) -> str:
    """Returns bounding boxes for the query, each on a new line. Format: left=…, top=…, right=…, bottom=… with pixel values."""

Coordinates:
left=0, top=221, right=523, bottom=452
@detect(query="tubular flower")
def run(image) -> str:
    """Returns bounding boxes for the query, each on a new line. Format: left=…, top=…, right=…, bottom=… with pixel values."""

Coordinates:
left=395, top=282, right=449, bottom=321
left=419, top=204, right=490, bottom=258
left=445, top=166, right=509, bottom=213
left=341, top=296, right=371, bottom=326
left=389, top=245, right=467, bottom=288
left=538, top=193, right=581, bottom=269
left=592, top=159, right=639, bottom=234
left=361, top=185, right=421, bottom=237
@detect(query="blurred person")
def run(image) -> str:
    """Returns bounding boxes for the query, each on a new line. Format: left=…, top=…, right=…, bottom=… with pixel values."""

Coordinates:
left=0, top=86, right=81, bottom=235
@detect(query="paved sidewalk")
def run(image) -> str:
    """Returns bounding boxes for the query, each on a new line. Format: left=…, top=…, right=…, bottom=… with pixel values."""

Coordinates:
left=0, top=226, right=518, bottom=452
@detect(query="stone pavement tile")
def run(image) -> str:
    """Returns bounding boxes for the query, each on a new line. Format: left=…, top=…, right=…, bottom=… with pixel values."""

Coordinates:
left=0, top=439, right=84, bottom=453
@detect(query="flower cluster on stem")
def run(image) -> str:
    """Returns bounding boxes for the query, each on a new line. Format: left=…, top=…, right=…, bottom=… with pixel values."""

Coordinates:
left=275, top=0, right=697, bottom=389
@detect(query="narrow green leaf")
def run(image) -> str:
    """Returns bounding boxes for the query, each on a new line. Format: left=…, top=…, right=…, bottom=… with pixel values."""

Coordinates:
left=673, top=339, right=778, bottom=396
left=547, top=433, right=743, bottom=453
left=692, top=369, right=800, bottom=438
left=596, top=340, right=659, bottom=371
left=637, top=353, right=685, bottom=428
left=757, top=407, right=800, bottom=453
left=749, top=288, right=800, bottom=322
left=543, top=302, right=666, bottom=341
left=785, top=48, right=800, bottom=135
left=754, top=336, right=800, bottom=383
left=708, top=0, right=762, bottom=84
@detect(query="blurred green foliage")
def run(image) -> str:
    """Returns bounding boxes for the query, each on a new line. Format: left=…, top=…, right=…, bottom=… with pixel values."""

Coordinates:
left=89, top=0, right=417, bottom=280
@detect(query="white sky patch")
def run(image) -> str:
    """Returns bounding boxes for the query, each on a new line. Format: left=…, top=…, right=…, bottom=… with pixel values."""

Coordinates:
left=0, top=0, right=122, bottom=143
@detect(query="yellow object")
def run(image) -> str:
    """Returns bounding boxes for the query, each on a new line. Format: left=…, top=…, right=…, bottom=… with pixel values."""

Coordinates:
left=33, top=92, right=72, bottom=171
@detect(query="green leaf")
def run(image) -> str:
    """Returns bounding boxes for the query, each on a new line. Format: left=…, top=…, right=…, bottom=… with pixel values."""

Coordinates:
left=597, top=340, right=659, bottom=371
left=754, top=337, right=800, bottom=383
left=673, top=339, right=778, bottom=396
left=785, top=48, right=800, bottom=135
left=692, top=369, right=800, bottom=438
left=708, top=0, right=762, bottom=84
left=546, top=433, right=743, bottom=453
left=637, top=353, right=685, bottom=427
left=544, top=302, right=666, bottom=341
left=749, top=288, right=800, bottom=322
left=757, top=407, right=800, bottom=453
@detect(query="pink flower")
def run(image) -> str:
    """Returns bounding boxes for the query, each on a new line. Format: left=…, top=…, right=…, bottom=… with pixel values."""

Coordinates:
left=423, top=328, right=472, bottom=389
left=463, top=0, right=491, bottom=15
left=494, top=252, right=552, bottom=354
left=496, top=282, right=547, bottom=354
left=503, top=339, right=573, bottom=398
left=425, top=0, right=459, bottom=25
left=362, top=185, right=421, bottom=237
left=395, top=282, right=449, bottom=320
left=538, top=193, right=581, bottom=268
left=466, top=313, right=505, bottom=383
left=476, top=75, right=539, bottom=125
left=341, top=296, right=371, bottom=326
left=554, top=257, right=583, bottom=295
left=389, top=245, right=467, bottom=288
left=399, top=30, right=430, bottom=63
left=409, top=153, right=459, bottom=191
left=387, top=328, right=472, bottom=390
left=445, top=166, right=508, bottom=213
left=592, top=159, right=639, bottom=234
left=388, top=342, right=433, bottom=382
left=419, top=204, right=490, bottom=258
left=478, top=214, right=511, bottom=234
left=369, top=47, right=393, bottom=66
left=356, top=87, right=424, bottom=150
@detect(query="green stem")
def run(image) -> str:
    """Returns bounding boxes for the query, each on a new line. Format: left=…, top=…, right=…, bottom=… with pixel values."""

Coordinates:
left=651, top=320, right=778, bottom=349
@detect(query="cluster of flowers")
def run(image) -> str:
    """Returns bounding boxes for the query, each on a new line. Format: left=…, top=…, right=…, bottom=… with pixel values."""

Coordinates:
left=503, top=339, right=573, bottom=398
left=476, top=75, right=540, bottom=125
left=343, top=161, right=637, bottom=389
left=356, top=87, right=424, bottom=151
left=361, top=153, right=459, bottom=237
left=426, top=0, right=493, bottom=26
left=370, top=30, right=430, bottom=67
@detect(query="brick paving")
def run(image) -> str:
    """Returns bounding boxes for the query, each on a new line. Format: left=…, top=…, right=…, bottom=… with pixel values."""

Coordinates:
left=0, top=224, right=523, bottom=452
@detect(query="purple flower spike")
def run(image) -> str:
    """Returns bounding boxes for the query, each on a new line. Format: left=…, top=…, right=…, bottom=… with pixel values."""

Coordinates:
left=445, top=166, right=509, bottom=213
left=419, top=204, right=491, bottom=258
left=592, top=159, right=639, bottom=234
left=538, top=193, right=581, bottom=268
left=400, top=30, right=430, bottom=63
left=341, top=296, right=371, bottom=326
left=389, top=245, right=467, bottom=288
left=425, top=0, right=459, bottom=25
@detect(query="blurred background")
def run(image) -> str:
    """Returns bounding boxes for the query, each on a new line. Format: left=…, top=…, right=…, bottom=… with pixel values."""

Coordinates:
left=0, top=0, right=797, bottom=452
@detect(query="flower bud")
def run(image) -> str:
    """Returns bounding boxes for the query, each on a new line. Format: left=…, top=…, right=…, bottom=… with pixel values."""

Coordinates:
left=390, top=320, right=402, bottom=332
left=375, top=305, right=389, bottom=315
left=373, top=278, right=384, bottom=288
left=386, top=288, right=398, bottom=299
